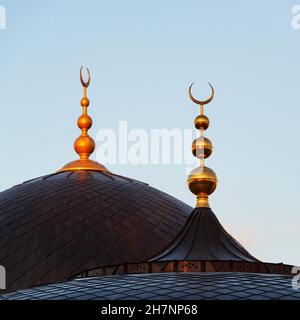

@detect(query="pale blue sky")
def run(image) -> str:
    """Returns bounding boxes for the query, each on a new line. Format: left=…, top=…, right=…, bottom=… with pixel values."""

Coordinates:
left=0, top=1, right=299, bottom=265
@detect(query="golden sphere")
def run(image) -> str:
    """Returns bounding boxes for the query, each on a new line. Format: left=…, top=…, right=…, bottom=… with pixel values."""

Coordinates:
left=81, top=97, right=90, bottom=107
left=74, top=135, right=95, bottom=158
left=192, top=137, right=213, bottom=159
left=77, top=115, right=92, bottom=130
left=194, top=115, right=209, bottom=130
left=187, top=166, right=217, bottom=197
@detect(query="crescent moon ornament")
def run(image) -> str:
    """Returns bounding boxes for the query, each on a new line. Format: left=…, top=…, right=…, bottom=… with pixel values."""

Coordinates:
left=80, top=66, right=91, bottom=88
left=189, top=82, right=214, bottom=105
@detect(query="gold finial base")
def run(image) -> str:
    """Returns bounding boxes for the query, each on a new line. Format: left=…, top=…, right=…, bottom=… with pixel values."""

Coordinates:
left=196, top=195, right=210, bottom=208
left=58, top=159, right=109, bottom=173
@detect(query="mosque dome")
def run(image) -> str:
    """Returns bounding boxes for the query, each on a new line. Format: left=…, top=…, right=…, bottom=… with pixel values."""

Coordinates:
left=0, top=71, right=296, bottom=301
left=0, top=68, right=191, bottom=292
left=0, top=170, right=190, bottom=292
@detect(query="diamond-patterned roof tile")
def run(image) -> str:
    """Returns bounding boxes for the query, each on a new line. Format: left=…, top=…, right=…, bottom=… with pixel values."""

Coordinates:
left=0, top=170, right=191, bottom=292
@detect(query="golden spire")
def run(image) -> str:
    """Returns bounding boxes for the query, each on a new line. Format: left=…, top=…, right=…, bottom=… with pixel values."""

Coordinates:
left=58, top=67, right=108, bottom=173
left=187, top=83, right=218, bottom=208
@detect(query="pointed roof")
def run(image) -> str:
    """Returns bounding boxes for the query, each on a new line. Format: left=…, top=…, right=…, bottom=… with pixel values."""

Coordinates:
left=150, top=207, right=258, bottom=262
left=148, top=83, right=258, bottom=263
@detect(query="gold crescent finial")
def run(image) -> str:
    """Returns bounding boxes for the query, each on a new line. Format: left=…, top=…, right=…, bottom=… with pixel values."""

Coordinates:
left=58, top=67, right=109, bottom=173
left=187, top=81, right=217, bottom=208
left=80, top=66, right=91, bottom=88
left=189, top=82, right=214, bottom=105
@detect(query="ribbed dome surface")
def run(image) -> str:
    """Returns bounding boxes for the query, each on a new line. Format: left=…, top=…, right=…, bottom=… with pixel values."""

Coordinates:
left=0, top=170, right=191, bottom=292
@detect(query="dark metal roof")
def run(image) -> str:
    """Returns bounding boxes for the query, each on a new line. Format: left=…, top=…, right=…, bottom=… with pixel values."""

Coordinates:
left=150, top=208, right=258, bottom=262
left=1, top=272, right=299, bottom=300
left=0, top=170, right=191, bottom=292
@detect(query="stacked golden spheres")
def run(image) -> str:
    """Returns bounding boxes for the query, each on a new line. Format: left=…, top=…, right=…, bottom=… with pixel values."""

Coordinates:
left=58, top=67, right=111, bottom=173
left=187, top=92, right=218, bottom=208
left=73, top=94, right=95, bottom=160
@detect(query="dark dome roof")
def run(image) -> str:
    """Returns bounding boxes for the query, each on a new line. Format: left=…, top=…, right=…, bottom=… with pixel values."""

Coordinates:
left=0, top=170, right=191, bottom=292
left=1, top=272, right=299, bottom=300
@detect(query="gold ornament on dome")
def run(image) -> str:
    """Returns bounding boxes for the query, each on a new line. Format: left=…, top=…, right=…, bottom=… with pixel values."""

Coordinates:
left=59, top=67, right=109, bottom=173
left=187, top=82, right=218, bottom=208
